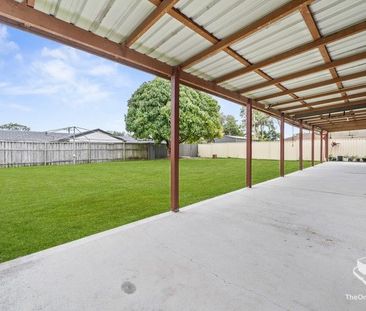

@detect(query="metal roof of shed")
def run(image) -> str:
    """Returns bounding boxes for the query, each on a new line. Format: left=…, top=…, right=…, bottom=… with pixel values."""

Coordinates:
left=3, top=0, right=366, bottom=132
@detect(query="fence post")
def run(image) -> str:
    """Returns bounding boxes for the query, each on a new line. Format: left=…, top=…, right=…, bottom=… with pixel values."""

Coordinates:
left=44, top=142, right=47, bottom=166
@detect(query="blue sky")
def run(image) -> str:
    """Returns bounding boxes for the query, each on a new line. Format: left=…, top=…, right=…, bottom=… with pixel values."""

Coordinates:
left=0, top=24, right=298, bottom=136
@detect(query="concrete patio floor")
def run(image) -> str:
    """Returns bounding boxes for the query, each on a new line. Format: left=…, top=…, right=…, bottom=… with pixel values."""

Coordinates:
left=1, top=162, right=366, bottom=310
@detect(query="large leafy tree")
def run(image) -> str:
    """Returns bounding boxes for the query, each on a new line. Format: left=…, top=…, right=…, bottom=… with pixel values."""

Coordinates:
left=0, top=123, right=30, bottom=131
left=240, top=108, right=279, bottom=141
left=220, top=114, right=243, bottom=136
left=125, top=78, right=223, bottom=151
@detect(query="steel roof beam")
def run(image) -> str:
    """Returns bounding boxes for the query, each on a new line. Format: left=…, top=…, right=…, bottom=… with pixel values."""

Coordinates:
left=279, top=92, right=366, bottom=111
left=0, top=0, right=311, bottom=130
left=256, top=71, right=366, bottom=101
left=270, top=84, right=366, bottom=107
left=124, top=0, right=179, bottom=47
left=293, top=101, right=366, bottom=118
left=239, top=51, right=366, bottom=94
left=149, top=0, right=309, bottom=109
left=180, top=0, right=314, bottom=69
left=300, top=5, right=349, bottom=105
left=214, top=21, right=366, bottom=83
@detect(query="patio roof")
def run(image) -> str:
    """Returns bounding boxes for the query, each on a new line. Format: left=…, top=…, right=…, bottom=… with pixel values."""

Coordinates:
left=1, top=0, right=366, bottom=132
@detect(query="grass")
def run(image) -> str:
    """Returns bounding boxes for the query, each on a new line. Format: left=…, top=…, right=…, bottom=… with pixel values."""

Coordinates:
left=0, top=158, right=315, bottom=262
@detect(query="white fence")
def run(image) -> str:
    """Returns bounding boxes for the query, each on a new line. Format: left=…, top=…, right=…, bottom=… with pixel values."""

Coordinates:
left=198, top=138, right=366, bottom=160
left=0, top=141, right=167, bottom=167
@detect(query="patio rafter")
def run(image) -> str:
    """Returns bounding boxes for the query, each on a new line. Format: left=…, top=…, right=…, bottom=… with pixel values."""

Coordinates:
left=213, top=21, right=366, bottom=84
left=279, top=92, right=366, bottom=112
left=270, top=84, right=366, bottom=107
left=293, top=100, right=366, bottom=118
left=179, top=0, right=314, bottom=69
left=300, top=5, right=349, bottom=105
left=256, top=71, right=366, bottom=101
left=0, top=0, right=313, bottom=130
left=124, top=0, right=179, bottom=47
left=149, top=0, right=309, bottom=109
left=239, top=51, right=366, bottom=94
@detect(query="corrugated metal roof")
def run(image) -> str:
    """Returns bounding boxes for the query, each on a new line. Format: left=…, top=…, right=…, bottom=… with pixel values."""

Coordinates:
left=281, top=70, right=333, bottom=89
left=232, top=11, right=312, bottom=64
left=185, top=52, right=243, bottom=80
left=261, top=49, right=325, bottom=79
left=327, top=31, right=366, bottom=60
left=176, top=0, right=290, bottom=40
left=219, top=72, right=267, bottom=91
left=295, top=84, right=339, bottom=97
left=132, top=14, right=212, bottom=66
left=311, top=0, right=366, bottom=36
left=13, top=0, right=366, bottom=129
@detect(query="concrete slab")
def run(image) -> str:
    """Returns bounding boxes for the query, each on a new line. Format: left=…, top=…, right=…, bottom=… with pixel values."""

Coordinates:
left=1, top=162, right=366, bottom=310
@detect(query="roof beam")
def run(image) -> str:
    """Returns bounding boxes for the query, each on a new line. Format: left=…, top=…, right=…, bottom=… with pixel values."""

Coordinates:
left=239, top=51, right=366, bottom=94
left=180, top=0, right=314, bottom=69
left=309, top=113, right=366, bottom=125
left=280, top=92, right=366, bottom=111
left=293, top=100, right=366, bottom=118
left=149, top=0, right=308, bottom=108
left=270, top=84, right=366, bottom=107
left=124, top=0, right=179, bottom=47
left=214, top=21, right=366, bottom=83
left=256, top=70, right=366, bottom=101
left=23, top=0, right=34, bottom=8
left=0, top=0, right=310, bottom=130
left=298, top=109, right=366, bottom=121
left=148, top=0, right=251, bottom=66
left=323, top=119, right=366, bottom=132
left=300, top=5, right=349, bottom=105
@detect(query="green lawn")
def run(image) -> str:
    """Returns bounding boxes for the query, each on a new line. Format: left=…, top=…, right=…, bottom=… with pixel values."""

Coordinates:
left=0, top=158, right=315, bottom=262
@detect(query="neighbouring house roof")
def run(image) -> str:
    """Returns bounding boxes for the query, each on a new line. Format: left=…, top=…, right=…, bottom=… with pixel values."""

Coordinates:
left=0, top=130, right=70, bottom=142
left=117, top=135, right=155, bottom=144
left=214, top=135, right=246, bottom=143
left=0, top=129, right=125, bottom=143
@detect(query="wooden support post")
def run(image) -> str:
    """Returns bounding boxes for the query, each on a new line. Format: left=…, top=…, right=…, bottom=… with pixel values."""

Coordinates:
left=170, top=67, right=180, bottom=212
left=246, top=99, right=253, bottom=188
left=325, top=131, right=329, bottom=161
left=280, top=113, right=285, bottom=177
left=299, top=120, right=303, bottom=170
left=311, top=125, right=315, bottom=166
left=320, top=129, right=323, bottom=163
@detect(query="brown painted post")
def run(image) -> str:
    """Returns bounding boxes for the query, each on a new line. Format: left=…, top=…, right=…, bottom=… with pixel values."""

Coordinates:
left=311, top=125, right=315, bottom=166
left=246, top=99, right=252, bottom=188
left=325, top=131, right=329, bottom=161
left=170, top=67, right=180, bottom=212
left=299, top=120, right=303, bottom=170
left=320, top=129, right=323, bottom=163
left=280, top=113, right=285, bottom=177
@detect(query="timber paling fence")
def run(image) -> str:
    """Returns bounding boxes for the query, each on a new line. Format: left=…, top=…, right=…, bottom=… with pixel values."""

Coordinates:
left=0, top=141, right=167, bottom=168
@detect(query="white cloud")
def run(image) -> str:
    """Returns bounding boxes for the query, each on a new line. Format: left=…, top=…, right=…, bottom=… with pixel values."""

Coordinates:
left=0, top=25, right=19, bottom=54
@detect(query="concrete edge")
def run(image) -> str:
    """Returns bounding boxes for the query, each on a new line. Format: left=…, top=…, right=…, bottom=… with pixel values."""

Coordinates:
left=0, top=163, right=322, bottom=271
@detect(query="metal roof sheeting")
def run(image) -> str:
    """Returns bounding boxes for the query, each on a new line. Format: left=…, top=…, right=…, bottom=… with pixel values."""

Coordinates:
left=14, top=0, right=366, bottom=129
left=311, top=0, right=366, bottom=36
left=185, top=52, right=243, bottom=80
left=232, top=11, right=313, bottom=64
left=261, top=49, right=325, bottom=79
left=176, top=0, right=290, bottom=40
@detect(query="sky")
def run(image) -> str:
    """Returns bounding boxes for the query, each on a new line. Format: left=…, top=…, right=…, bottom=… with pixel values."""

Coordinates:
left=0, top=24, right=298, bottom=136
